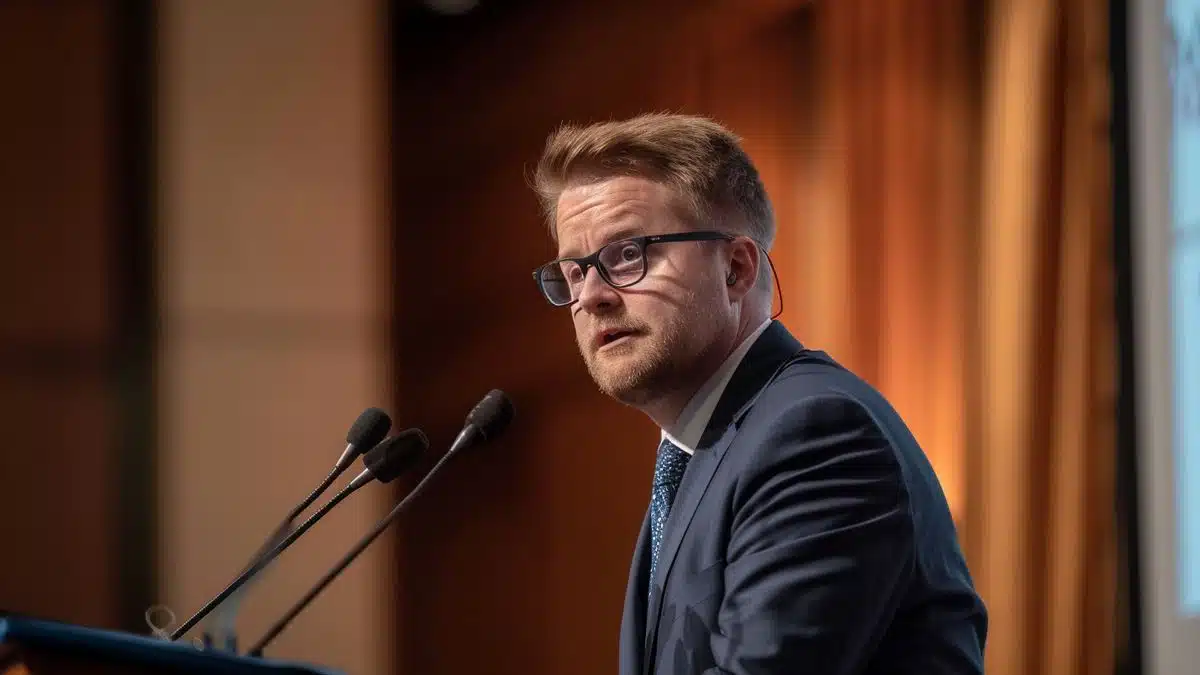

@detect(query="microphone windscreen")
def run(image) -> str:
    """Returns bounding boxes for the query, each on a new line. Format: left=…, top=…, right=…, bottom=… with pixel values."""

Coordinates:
left=363, top=428, right=429, bottom=483
left=466, top=389, right=514, bottom=440
left=347, top=407, right=392, bottom=449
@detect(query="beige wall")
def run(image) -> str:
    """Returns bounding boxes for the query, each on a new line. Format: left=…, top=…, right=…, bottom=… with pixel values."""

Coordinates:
left=156, top=1, right=391, bottom=673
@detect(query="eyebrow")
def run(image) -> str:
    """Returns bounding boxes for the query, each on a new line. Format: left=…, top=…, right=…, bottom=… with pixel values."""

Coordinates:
left=558, top=225, right=645, bottom=259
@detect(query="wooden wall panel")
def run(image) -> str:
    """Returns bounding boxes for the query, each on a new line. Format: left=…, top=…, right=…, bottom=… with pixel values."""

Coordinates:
left=0, top=2, right=120, bottom=628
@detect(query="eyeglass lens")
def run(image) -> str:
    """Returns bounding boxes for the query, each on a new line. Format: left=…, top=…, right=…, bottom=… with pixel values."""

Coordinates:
left=539, top=239, right=647, bottom=305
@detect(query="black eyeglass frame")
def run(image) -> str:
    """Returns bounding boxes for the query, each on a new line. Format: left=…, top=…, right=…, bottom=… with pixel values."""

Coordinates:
left=532, top=230, right=735, bottom=307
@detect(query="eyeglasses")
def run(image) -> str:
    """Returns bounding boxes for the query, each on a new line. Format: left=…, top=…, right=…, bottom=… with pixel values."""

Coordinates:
left=532, top=230, right=734, bottom=307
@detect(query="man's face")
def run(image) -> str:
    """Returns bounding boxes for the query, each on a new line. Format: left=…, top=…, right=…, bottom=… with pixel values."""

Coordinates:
left=553, top=175, right=731, bottom=408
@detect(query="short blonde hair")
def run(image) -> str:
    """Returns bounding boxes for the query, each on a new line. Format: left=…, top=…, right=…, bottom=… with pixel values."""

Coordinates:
left=532, top=113, right=775, bottom=250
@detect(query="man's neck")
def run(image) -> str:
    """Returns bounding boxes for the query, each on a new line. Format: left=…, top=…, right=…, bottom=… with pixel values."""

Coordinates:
left=641, top=362, right=723, bottom=432
left=640, top=313, right=770, bottom=431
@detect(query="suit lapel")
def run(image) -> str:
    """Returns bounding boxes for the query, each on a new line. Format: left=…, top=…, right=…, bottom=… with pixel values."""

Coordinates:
left=620, top=510, right=651, bottom=675
left=642, top=322, right=803, bottom=669
left=642, top=427, right=736, bottom=675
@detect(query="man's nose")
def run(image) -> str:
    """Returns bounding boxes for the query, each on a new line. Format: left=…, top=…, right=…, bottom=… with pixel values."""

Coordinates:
left=576, top=267, right=620, bottom=313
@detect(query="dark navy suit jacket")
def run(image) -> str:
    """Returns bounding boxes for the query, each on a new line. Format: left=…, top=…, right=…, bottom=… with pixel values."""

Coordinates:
left=618, top=321, right=986, bottom=675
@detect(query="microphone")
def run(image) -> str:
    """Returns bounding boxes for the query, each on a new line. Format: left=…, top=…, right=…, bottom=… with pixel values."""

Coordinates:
left=333, top=408, right=395, bottom=473
left=244, top=407, right=393, bottom=567
left=169, top=428, right=429, bottom=641
left=197, top=407, right=392, bottom=648
left=245, top=389, right=515, bottom=656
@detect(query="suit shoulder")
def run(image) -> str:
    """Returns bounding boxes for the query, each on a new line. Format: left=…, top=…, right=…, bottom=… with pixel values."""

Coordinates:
left=747, top=351, right=886, bottom=417
left=734, top=354, right=897, bottom=456
left=737, top=351, right=924, bottom=475
left=739, top=349, right=955, bottom=517
left=727, top=361, right=914, bottom=516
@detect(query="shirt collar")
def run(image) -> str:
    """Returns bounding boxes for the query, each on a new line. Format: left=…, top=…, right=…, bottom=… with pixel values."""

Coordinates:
left=660, top=319, right=772, bottom=454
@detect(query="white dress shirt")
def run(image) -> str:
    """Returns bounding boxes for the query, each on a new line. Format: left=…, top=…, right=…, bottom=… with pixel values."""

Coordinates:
left=660, top=319, right=772, bottom=455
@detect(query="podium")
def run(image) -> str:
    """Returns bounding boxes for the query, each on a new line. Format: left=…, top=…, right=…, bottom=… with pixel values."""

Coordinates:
left=0, top=615, right=341, bottom=675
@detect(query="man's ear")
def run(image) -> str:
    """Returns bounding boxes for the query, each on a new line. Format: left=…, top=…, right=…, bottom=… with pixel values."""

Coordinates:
left=725, top=237, right=760, bottom=301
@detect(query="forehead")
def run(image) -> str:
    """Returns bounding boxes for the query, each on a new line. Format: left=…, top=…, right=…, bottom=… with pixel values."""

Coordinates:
left=554, top=176, right=685, bottom=256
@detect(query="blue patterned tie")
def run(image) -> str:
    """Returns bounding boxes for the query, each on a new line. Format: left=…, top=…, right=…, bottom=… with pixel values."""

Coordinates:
left=649, top=437, right=691, bottom=593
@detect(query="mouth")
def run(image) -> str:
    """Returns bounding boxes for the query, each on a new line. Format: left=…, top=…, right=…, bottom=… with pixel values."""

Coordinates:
left=596, top=328, right=637, bottom=350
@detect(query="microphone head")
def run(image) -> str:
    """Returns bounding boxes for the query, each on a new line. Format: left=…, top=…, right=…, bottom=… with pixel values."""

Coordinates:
left=362, top=428, right=429, bottom=483
left=466, top=389, right=514, bottom=441
left=347, top=407, right=392, bottom=450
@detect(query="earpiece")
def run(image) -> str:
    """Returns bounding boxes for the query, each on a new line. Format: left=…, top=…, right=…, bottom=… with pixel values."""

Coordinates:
left=726, top=271, right=737, bottom=286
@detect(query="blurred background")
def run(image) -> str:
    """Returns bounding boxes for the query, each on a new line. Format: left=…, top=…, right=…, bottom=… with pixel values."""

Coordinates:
left=0, top=0, right=1180, bottom=674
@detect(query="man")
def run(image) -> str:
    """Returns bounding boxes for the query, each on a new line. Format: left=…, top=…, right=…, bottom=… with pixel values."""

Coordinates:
left=530, top=113, right=986, bottom=674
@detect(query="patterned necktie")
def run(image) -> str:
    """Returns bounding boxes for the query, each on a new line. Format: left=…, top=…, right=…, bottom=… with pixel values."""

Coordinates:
left=648, top=437, right=691, bottom=593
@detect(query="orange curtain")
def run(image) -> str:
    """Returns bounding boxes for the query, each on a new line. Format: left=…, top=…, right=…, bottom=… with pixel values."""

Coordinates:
left=975, top=0, right=1116, bottom=673
left=781, top=1, right=1117, bottom=674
